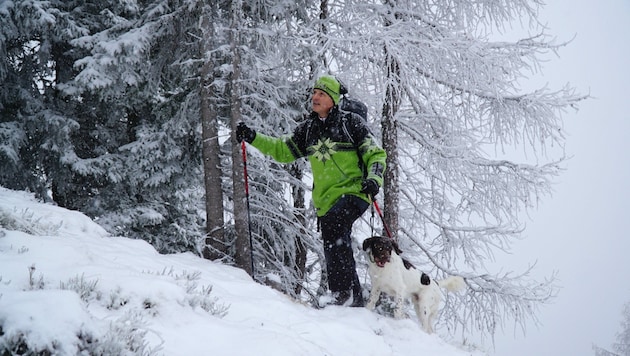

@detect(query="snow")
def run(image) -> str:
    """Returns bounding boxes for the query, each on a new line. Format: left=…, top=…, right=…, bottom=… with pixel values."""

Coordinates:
left=0, top=187, right=484, bottom=355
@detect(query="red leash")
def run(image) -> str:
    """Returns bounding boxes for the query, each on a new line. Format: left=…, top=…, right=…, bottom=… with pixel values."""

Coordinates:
left=372, top=199, right=394, bottom=240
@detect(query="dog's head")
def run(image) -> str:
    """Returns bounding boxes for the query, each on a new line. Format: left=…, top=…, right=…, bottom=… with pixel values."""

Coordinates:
left=362, top=236, right=403, bottom=268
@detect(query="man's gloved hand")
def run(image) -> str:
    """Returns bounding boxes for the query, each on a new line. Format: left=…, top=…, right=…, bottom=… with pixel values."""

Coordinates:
left=236, top=122, right=256, bottom=143
left=360, top=178, right=380, bottom=199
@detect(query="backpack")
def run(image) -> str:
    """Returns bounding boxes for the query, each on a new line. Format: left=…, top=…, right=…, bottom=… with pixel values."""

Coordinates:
left=338, top=95, right=371, bottom=145
left=335, top=77, right=374, bottom=149
left=338, top=95, right=372, bottom=178
left=337, top=78, right=368, bottom=122
left=339, top=96, right=368, bottom=122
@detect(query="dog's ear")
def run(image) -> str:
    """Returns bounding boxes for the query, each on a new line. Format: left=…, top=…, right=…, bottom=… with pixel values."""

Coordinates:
left=362, top=237, right=374, bottom=251
left=402, top=258, right=416, bottom=270
left=420, top=272, right=431, bottom=286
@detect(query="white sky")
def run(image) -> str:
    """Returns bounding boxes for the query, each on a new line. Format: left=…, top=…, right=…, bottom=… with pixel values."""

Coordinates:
left=493, top=0, right=630, bottom=355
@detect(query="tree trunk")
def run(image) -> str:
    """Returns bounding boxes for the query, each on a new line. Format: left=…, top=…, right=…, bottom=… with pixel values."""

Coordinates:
left=200, top=9, right=226, bottom=260
left=289, top=162, right=307, bottom=295
left=381, top=5, right=402, bottom=240
left=229, top=0, right=253, bottom=277
left=381, top=65, right=401, bottom=240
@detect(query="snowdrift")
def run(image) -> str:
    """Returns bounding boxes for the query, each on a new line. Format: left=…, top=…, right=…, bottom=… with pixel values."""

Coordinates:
left=0, top=187, right=483, bottom=355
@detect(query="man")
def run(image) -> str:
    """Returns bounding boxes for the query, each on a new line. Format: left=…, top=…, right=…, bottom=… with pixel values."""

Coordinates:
left=236, top=75, right=387, bottom=307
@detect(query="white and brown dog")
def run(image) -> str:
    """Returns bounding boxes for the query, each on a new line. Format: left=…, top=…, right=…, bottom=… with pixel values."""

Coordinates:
left=362, top=236, right=465, bottom=334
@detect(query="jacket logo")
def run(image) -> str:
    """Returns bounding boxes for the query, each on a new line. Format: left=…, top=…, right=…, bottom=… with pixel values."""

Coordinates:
left=312, top=138, right=337, bottom=163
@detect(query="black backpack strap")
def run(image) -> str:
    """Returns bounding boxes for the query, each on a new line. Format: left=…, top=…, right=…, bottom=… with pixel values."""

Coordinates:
left=341, top=114, right=355, bottom=146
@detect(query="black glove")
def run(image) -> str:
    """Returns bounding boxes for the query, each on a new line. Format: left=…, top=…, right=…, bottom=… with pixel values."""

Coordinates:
left=236, top=122, right=256, bottom=143
left=360, top=178, right=380, bottom=199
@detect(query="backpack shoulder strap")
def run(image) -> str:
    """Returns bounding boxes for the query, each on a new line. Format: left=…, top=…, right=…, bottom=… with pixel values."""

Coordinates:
left=340, top=113, right=356, bottom=146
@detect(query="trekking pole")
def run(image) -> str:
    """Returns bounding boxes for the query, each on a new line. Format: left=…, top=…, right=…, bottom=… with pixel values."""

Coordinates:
left=241, top=140, right=255, bottom=277
left=371, top=198, right=394, bottom=240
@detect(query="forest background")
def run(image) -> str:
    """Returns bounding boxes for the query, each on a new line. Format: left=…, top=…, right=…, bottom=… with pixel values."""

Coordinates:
left=1, top=1, right=627, bottom=354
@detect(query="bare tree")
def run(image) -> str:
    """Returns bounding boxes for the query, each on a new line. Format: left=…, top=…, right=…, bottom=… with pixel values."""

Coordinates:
left=594, top=300, right=630, bottom=356
left=381, top=0, right=403, bottom=240
left=617, top=301, right=630, bottom=355
left=322, top=0, right=587, bottom=337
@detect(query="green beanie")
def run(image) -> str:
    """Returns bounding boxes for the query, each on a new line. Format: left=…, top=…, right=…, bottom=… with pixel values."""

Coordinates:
left=313, top=75, right=341, bottom=105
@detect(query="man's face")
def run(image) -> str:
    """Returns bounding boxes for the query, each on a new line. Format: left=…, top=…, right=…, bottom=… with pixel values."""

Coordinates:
left=312, top=89, right=334, bottom=118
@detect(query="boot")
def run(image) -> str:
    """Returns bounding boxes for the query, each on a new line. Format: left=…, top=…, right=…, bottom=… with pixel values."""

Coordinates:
left=332, top=290, right=365, bottom=307
left=350, top=288, right=365, bottom=307
left=349, top=294, right=364, bottom=307
left=332, top=290, right=351, bottom=306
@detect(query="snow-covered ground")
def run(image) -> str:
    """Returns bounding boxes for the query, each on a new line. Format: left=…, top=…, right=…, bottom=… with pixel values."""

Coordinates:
left=0, top=187, right=484, bottom=355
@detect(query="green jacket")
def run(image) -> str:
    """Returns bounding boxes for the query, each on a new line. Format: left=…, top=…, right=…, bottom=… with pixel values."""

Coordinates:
left=250, top=107, right=387, bottom=217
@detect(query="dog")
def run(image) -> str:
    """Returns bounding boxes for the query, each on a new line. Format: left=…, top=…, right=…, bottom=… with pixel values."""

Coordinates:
left=362, top=236, right=465, bottom=334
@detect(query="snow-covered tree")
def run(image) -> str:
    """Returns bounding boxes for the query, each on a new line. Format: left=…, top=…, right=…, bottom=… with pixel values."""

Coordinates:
left=1, top=0, right=588, bottom=341
left=218, top=0, right=327, bottom=295
left=199, top=1, right=228, bottom=261
left=306, top=0, right=586, bottom=336
left=0, top=0, right=209, bottom=253
left=0, top=0, right=98, bottom=201
left=594, top=301, right=630, bottom=356
left=617, top=302, right=630, bottom=355
left=58, top=0, right=208, bottom=253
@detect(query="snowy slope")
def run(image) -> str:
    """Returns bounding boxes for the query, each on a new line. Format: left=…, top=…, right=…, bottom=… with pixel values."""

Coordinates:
left=0, top=187, right=485, bottom=355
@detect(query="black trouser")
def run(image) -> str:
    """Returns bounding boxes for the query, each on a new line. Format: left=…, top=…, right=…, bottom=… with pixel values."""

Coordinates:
left=320, top=195, right=369, bottom=295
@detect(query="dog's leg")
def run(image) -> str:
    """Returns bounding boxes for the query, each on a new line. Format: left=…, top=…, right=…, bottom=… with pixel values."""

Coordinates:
left=366, top=287, right=380, bottom=311
left=421, top=306, right=434, bottom=334
left=426, top=306, right=437, bottom=334
left=412, top=293, right=423, bottom=328
left=412, top=293, right=432, bottom=334
left=425, top=321, right=434, bottom=334
left=393, top=295, right=405, bottom=319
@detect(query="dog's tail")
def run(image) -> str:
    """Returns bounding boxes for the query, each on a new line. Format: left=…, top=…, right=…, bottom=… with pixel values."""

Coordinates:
left=437, top=276, right=466, bottom=293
